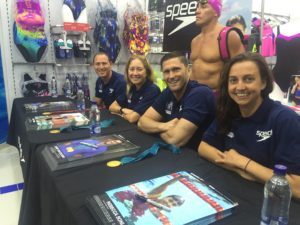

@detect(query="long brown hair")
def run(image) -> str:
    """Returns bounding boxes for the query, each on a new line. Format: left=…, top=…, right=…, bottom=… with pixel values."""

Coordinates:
left=217, top=52, right=274, bottom=134
left=125, top=55, right=155, bottom=96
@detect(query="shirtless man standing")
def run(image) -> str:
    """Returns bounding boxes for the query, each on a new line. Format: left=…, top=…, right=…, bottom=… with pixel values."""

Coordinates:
left=190, top=0, right=245, bottom=90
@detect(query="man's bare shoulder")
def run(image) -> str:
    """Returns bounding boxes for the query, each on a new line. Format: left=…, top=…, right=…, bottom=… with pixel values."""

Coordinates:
left=191, top=33, right=202, bottom=45
left=227, top=29, right=245, bottom=57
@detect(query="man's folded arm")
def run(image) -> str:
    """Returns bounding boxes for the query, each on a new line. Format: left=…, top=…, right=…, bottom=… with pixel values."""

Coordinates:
left=138, top=107, right=167, bottom=133
left=160, top=118, right=197, bottom=147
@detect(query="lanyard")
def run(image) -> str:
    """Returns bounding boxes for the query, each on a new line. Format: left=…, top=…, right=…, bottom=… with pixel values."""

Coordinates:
left=121, top=142, right=181, bottom=165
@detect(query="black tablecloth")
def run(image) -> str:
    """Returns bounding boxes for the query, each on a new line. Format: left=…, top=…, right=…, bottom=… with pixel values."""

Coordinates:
left=7, top=96, right=89, bottom=177
left=7, top=97, right=300, bottom=225
left=6, top=96, right=137, bottom=225
left=36, top=129, right=300, bottom=225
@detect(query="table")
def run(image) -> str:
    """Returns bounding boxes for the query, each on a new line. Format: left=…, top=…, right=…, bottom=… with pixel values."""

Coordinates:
left=7, top=96, right=88, bottom=177
left=36, top=129, right=300, bottom=225
left=8, top=97, right=300, bottom=225
left=6, top=96, right=137, bottom=225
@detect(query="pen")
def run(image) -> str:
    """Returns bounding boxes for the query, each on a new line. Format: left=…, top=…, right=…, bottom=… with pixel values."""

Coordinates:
left=135, top=194, right=171, bottom=212
left=79, top=142, right=98, bottom=148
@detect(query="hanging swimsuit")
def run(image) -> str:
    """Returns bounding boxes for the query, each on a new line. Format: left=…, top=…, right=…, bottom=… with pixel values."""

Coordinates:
left=14, top=0, right=48, bottom=62
left=14, top=22, right=48, bottom=62
left=94, top=5, right=120, bottom=62
left=15, top=0, right=44, bottom=30
left=63, top=0, right=86, bottom=21
left=123, top=7, right=150, bottom=55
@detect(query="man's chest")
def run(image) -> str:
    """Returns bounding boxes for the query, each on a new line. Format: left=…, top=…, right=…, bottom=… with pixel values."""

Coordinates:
left=192, top=36, right=220, bottom=62
left=163, top=100, right=183, bottom=119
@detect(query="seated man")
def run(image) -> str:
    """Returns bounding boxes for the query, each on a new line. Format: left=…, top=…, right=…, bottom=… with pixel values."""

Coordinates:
left=93, top=51, right=126, bottom=108
left=138, top=52, right=215, bottom=149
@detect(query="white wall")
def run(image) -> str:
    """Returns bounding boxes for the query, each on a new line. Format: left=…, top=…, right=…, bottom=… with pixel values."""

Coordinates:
left=252, top=0, right=300, bottom=35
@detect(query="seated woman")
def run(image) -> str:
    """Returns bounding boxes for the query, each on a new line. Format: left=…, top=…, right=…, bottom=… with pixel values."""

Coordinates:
left=109, top=55, right=161, bottom=123
left=198, top=52, right=300, bottom=199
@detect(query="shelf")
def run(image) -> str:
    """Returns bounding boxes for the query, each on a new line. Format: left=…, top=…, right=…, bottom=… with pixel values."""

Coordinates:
left=12, top=62, right=91, bottom=67
left=12, top=62, right=56, bottom=65
left=50, top=24, right=94, bottom=35
left=55, top=63, right=91, bottom=67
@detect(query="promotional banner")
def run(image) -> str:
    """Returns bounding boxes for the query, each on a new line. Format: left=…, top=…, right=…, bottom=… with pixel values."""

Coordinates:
left=163, top=0, right=199, bottom=52
left=0, top=46, right=8, bottom=143
left=163, top=0, right=252, bottom=52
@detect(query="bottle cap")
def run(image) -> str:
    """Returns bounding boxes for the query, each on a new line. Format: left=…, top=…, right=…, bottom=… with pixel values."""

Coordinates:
left=274, top=164, right=287, bottom=176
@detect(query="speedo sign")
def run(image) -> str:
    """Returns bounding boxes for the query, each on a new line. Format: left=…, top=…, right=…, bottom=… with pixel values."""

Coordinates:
left=163, top=0, right=199, bottom=52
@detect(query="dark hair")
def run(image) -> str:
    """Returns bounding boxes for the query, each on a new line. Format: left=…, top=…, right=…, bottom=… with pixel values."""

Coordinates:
left=217, top=52, right=274, bottom=134
left=92, top=51, right=112, bottom=64
left=226, top=15, right=246, bottom=31
left=160, top=51, right=189, bottom=70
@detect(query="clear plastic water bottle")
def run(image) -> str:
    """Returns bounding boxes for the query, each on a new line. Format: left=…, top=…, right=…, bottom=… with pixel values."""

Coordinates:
left=260, top=164, right=291, bottom=225
left=50, top=76, right=58, bottom=98
left=76, top=89, right=85, bottom=112
left=64, top=76, right=72, bottom=98
left=89, top=102, right=101, bottom=135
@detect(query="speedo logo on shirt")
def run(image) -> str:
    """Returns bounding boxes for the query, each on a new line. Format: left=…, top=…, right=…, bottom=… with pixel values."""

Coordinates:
left=227, top=132, right=234, bottom=138
left=256, top=129, right=272, bottom=142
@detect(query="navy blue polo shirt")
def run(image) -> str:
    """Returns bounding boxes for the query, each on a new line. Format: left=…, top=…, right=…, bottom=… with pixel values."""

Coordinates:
left=152, top=80, right=215, bottom=149
left=116, top=80, right=161, bottom=115
left=95, top=71, right=126, bottom=108
left=202, top=98, right=300, bottom=175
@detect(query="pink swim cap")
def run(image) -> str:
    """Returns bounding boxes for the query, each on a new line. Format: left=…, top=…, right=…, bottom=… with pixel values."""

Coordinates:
left=208, top=0, right=222, bottom=17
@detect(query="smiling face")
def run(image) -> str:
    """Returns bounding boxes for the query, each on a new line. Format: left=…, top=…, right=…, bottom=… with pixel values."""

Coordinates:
left=162, top=57, right=189, bottom=99
left=127, top=58, right=147, bottom=89
left=93, top=53, right=113, bottom=82
left=228, top=61, right=266, bottom=116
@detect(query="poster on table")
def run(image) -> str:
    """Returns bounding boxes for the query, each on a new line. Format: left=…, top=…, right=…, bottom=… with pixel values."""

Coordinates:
left=163, top=0, right=252, bottom=52
left=0, top=46, right=8, bottom=143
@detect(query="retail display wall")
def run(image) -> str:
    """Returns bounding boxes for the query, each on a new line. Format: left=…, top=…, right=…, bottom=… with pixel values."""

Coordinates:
left=0, top=0, right=254, bottom=118
left=0, top=0, right=152, bottom=117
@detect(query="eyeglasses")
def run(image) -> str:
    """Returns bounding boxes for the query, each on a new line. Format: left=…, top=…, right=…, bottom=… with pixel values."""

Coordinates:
left=199, top=0, right=208, bottom=4
left=197, top=0, right=208, bottom=8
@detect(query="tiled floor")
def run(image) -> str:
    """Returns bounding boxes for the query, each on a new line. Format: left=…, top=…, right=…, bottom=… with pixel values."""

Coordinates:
left=0, top=144, right=23, bottom=225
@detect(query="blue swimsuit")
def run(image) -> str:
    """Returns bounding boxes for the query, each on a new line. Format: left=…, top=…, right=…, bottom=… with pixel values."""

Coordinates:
left=63, top=0, right=86, bottom=21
